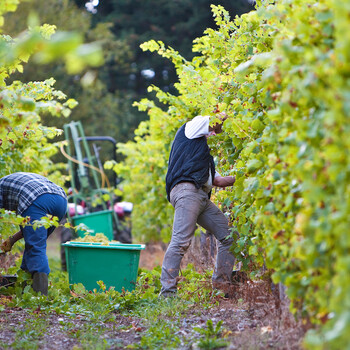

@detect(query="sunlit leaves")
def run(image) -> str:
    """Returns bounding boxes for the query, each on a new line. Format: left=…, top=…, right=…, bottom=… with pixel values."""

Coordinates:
left=0, top=2, right=104, bottom=253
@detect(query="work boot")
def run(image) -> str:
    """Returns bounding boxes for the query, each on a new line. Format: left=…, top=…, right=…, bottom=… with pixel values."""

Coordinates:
left=158, top=290, right=177, bottom=299
left=231, top=270, right=248, bottom=285
left=32, top=272, right=48, bottom=296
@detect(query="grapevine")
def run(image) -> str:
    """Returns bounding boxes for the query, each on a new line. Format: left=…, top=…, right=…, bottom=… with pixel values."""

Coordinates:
left=115, top=0, right=350, bottom=348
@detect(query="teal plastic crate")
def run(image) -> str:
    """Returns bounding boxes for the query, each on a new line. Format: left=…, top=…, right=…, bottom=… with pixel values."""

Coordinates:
left=72, top=210, right=114, bottom=240
left=63, top=241, right=145, bottom=292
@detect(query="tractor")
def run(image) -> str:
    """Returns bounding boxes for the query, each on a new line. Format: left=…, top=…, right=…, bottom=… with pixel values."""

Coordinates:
left=59, top=121, right=132, bottom=270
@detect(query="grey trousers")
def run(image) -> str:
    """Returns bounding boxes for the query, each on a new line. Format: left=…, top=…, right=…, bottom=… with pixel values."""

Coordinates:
left=160, top=182, right=236, bottom=295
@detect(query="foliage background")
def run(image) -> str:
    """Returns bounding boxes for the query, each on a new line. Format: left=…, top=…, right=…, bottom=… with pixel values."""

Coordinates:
left=0, top=0, right=102, bottom=236
left=5, top=0, right=254, bottom=145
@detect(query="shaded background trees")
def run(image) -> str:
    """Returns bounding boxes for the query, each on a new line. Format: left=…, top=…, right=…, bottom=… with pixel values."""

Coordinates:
left=4, top=0, right=134, bottom=143
left=5, top=0, right=254, bottom=143
left=76, top=0, right=254, bottom=96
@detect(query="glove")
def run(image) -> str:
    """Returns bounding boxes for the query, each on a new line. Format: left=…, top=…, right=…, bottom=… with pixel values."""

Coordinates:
left=1, top=238, right=13, bottom=253
left=0, top=231, right=23, bottom=253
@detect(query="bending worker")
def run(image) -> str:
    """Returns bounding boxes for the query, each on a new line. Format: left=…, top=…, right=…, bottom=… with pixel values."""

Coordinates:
left=160, top=113, right=236, bottom=297
left=0, top=172, right=67, bottom=295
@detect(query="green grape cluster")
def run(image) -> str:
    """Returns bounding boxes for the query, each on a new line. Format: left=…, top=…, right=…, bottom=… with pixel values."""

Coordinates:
left=72, top=233, right=119, bottom=244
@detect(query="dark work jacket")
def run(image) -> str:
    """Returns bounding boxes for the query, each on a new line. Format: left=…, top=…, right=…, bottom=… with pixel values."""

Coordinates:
left=165, top=124, right=215, bottom=201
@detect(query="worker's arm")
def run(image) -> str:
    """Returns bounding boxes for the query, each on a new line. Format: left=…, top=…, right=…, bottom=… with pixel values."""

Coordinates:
left=213, top=175, right=235, bottom=188
left=0, top=230, right=23, bottom=252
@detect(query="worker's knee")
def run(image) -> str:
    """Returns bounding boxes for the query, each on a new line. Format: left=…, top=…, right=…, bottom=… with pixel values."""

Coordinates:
left=218, top=235, right=235, bottom=247
left=169, top=240, right=192, bottom=256
left=180, top=241, right=191, bottom=254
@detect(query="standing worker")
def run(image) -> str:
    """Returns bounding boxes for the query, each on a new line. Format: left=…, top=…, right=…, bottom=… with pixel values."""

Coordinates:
left=160, top=113, right=236, bottom=297
left=0, top=172, right=67, bottom=295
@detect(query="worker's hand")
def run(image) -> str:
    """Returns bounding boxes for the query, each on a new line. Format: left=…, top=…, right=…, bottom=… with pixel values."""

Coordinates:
left=213, top=175, right=235, bottom=188
left=217, top=111, right=228, bottom=122
left=0, top=238, right=12, bottom=253
left=0, top=231, right=22, bottom=253
left=209, top=112, right=228, bottom=136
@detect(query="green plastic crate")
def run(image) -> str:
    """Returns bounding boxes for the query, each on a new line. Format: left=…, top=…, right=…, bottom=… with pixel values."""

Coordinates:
left=72, top=210, right=114, bottom=240
left=62, top=241, right=145, bottom=292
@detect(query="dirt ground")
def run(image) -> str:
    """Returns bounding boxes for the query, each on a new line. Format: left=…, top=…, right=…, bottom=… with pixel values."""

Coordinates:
left=0, top=280, right=305, bottom=349
left=0, top=231, right=306, bottom=349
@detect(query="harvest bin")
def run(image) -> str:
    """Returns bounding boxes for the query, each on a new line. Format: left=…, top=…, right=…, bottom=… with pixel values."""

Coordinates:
left=72, top=210, right=114, bottom=240
left=62, top=241, right=145, bottom=292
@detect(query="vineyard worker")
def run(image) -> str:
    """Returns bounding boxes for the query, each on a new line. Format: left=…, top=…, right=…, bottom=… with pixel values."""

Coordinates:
left=160, top=113, right=236, bottom=297
left=0, top=172, right=67, bottom=295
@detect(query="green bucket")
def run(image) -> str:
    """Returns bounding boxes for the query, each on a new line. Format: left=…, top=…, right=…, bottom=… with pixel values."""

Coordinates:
left=72, top=210, right=114, bottom=240
left=62, top=241, right=145, bottom=292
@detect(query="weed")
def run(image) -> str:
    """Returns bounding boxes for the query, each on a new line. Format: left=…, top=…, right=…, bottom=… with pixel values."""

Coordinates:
left=9, top=314, right=48, bottom=350
left=137, top=320, right=181, bottom=349
left=193, top=319, right=228, bottom=349
left=70, top=323, right=109, bottom=349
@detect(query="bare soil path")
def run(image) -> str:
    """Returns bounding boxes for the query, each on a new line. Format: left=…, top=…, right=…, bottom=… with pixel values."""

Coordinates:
left=0, top=285, right=305, bottom=349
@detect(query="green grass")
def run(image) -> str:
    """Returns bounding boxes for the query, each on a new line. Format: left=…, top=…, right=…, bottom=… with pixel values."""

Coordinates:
left=2, top=258, right=228, bottom=350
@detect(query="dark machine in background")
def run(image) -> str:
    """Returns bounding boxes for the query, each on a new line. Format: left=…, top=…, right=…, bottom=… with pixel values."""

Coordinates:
left=59, top=121, right=132, bottom=270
